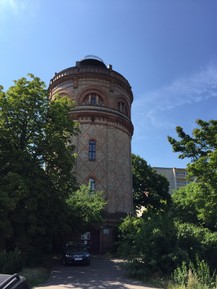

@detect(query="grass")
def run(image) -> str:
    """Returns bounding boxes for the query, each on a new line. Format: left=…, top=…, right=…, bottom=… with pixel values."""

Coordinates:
left=19, top=267, right=51, bottom=288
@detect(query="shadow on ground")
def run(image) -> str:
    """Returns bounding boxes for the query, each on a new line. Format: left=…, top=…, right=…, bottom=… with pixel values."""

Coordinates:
left=35, top=255, right=160, bottom=289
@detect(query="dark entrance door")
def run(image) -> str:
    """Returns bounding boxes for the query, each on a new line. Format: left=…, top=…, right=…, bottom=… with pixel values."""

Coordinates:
left=89, top=228, right=100, bottom=254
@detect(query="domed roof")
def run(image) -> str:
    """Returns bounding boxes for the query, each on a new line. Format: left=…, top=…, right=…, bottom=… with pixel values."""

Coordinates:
left=78, top=55, right=107, bottom=68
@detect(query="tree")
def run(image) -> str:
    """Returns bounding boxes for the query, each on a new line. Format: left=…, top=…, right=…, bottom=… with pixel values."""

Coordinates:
left=168, top=119, right=217, bottom=187
left=168, top=119, right=217, bottom=231
left=0, top=75, right=78, bottom=257
left=172, top=183, right=201, bottom=225
left=172, top=181, right=217, bottom=231
left=66, top=185, right=107, bottom=232
left=132, top=154, right=171, bottom=212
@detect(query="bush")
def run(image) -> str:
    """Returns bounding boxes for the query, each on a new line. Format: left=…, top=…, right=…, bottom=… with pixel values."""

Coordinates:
left=175, top=222, right=217, bottom=271
left=0, top=248, right=24, bottom=273
left=118, top=212, right=179, bottom=275
left=24, top=248, right=44, bottom=267
left=118, top=213, right=217, bottom=282
left=169, top=258, right=217, bottom=289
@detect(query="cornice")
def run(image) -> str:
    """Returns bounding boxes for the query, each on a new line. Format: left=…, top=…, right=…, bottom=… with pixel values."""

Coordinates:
left=70, top=107, right=134, bottom=136
left=49, top=67, right=133, bottom=101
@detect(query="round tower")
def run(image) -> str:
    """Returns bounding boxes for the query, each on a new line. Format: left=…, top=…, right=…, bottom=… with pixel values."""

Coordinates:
left=49, top=56, right=134, bottom=252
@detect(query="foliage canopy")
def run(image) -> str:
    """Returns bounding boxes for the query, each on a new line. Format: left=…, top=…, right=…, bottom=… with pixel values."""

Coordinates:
left=168, top=119, right=217, bottom=231
left=0, top=74, right=79, bottom=256
left=168, top=119, right=217, bottom=187
left=132, top=154, right=171, bottom=212
left=66, top=185, right=107, bottom=232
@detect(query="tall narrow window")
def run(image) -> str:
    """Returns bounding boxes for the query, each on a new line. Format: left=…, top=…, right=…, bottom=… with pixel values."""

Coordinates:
left=118, top=101, right=127, bottom=115
left=89, top=177, right=95, bottom=191
left=89, top=140, right=96, bottom=161
left=90, top=94, right=96, bottom=104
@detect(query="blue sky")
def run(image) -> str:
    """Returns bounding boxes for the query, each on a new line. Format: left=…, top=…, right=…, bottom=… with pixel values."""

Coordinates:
left=1, top=0, right=217, bottom=168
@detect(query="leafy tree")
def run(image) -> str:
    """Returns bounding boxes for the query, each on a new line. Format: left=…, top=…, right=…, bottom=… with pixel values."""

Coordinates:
left=168, top=119, right=217, bottom=187
left=132, top=154, right=171, bottom=212
left=172, top=182, right=217, bottom=231
left=0, top=75, right=78, bottom=256
left=172, top=183, right=201, bottom=225
left=168, top=119, right=217, bottom=231
left=66, top=185, right=107, bottom=232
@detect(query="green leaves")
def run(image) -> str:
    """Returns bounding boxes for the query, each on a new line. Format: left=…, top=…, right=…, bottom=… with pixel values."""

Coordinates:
left=0, top=74, right=78, bottom=256
left=118, top=119, right=217, bottom=277
left=132, top=154, right=171, bottom=212
left=172, top=182, right=217, bottom=230
left=118, top=212, right=178, bottom=274
left=66, top=185, right=106, bottom=231
left=168, top=119, right=217, bottom=162
left=169, top=118, right=217, bottom=231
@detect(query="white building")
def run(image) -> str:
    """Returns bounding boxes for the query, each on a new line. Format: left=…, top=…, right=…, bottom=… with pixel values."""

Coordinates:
left=154, top=167, right=188, bottom=194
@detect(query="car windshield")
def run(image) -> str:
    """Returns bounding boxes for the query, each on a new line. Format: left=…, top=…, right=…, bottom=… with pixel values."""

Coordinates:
left=65, top=243, right=87, bottom=252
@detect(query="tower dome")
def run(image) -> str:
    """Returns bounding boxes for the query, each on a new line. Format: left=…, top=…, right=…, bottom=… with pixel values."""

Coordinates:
left=79, top=55, right=107, bottom=68
left=49, top=56, right=134, bottom=253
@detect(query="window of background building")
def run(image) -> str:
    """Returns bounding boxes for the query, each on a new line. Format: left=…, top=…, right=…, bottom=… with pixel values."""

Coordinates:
left=89, top=140, right=96, bottom=161
left=175, top=171, right=186, bottom=177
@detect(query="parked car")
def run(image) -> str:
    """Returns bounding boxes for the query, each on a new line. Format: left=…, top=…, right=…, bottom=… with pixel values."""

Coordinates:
left=62, top=242, right=90, bottom=266
left=0, top=274, right=30, bottom=289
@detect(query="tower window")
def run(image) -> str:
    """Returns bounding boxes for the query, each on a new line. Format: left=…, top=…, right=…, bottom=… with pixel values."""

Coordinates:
left=89, top=140, right=96, bottom=161
left=83, top=93, right=103, bottom=106
left=89, top=177, right=95, bottom=191
left=91, top=94, right=96, bottom=104
left=118, top=101, right=127, bottom=115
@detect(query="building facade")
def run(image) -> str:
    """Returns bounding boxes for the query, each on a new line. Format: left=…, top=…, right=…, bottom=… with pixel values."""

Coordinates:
left=49, top=56, right=134, bottom=253
left=154, top=167, right=188, bottom=194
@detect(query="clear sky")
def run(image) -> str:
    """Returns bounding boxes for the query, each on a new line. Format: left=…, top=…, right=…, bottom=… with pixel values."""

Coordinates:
left=1, top=0, right=217, bottom=168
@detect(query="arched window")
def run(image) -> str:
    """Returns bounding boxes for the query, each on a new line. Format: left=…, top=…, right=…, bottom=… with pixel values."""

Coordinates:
left=83, top=93, right=103, bottom=106
left=89, top=177, right=95, bottom=191
left=118, top=101, right=128, bottom=115
left=89, top=140, right=96, bottom=161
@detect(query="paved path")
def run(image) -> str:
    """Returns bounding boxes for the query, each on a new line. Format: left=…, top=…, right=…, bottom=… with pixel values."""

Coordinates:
left=35, top=256, right=160, bottom=289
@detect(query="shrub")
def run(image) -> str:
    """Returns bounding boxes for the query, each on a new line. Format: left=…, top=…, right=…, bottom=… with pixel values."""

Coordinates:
left=118, top=212, right=179, bottom=275
left=118, top=214, right=217, bottom=281
left=0, top=248, right=24, bottom=273
left=169, top=258, right=217, bottom=289
left=175, top=222, right=217, bottom=271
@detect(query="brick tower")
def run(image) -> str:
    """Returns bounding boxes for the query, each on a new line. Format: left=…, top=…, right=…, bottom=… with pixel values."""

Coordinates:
left=49, top=56, right=134, bottom=253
